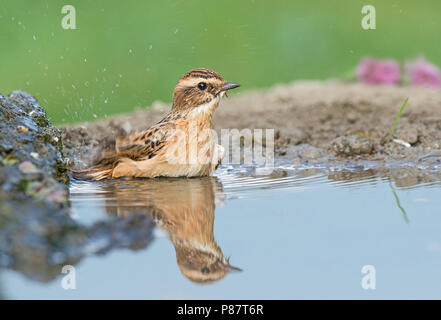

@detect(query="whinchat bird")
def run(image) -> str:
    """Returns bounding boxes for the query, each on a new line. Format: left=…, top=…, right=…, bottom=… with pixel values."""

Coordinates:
left=73, top=68, right=240, bottom=180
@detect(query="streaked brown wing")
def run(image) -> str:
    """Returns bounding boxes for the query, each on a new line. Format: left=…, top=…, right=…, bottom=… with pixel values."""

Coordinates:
left=114, top=122, right=176, bottom=161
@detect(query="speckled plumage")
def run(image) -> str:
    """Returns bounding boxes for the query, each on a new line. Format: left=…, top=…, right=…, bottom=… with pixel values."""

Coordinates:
left=72, top=68, right=240, bottom=180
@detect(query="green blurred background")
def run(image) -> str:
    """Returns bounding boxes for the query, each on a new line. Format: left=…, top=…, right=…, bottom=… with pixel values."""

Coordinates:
left=1, top=0, right=440, bottom=124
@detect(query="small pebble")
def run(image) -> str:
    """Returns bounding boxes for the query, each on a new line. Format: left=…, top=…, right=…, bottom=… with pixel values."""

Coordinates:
left=30, top=152, right=39, bottom=159
left=18, top=161, right=39, bottom=173
left=17, top=125, right=29, bottom=133
left=329, top=135, right=373, bottom=156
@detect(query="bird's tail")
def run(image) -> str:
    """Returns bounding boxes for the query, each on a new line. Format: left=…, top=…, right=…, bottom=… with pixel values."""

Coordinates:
left=71, top=165, right=114, bottom=181
left=71, top=129, right=130, bottom=181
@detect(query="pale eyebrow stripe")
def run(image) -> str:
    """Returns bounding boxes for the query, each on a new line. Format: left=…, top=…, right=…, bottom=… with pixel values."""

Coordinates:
left=178, top=77, right=216, bottom=87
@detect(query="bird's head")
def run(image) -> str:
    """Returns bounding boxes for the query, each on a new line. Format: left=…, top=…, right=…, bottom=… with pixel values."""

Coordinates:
left=172, top=68, right=240, bottom=116
left=177, top=248, right=242, bottom=284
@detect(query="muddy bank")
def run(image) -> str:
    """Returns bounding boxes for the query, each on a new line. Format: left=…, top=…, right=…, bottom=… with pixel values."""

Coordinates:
left=3, top=83, right=441, bottom=192
left=63, top=80, right=441, bottom=169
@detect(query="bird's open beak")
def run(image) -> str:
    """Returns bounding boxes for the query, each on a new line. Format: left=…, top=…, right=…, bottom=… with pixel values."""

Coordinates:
left=220, top=82, right=240, bottom=91
left=223, top=257, right=242, bottom=272
left=227, top=265, right=243, bottom=272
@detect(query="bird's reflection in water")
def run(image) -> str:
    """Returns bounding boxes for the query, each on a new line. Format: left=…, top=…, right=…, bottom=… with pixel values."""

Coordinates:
left=102, top=176, right=241, bottom=283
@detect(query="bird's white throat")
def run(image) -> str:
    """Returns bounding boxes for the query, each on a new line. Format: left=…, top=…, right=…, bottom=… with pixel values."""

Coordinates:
left=188, top=96, right=220, bottom=118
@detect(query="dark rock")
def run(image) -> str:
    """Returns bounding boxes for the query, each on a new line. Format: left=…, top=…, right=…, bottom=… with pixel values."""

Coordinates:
left=0, top=90, right=68, bottom=204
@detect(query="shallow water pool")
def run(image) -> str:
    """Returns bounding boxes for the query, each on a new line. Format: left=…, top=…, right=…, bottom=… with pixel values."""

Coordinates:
left=2, top=163, right=441, bottom=299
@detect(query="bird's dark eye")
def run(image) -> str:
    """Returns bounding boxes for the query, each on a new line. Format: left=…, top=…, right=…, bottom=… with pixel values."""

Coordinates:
left=201, top=267, right=209, bottom=274
left=197, top=82, right=207, bottom=90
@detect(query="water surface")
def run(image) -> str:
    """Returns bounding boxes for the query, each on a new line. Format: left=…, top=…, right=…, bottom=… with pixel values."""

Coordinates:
left=2, top=163, right=441, bottom=299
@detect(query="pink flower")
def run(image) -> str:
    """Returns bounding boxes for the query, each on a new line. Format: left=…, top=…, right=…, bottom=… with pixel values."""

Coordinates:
left=356, top=58, right=401, bottom=85
left=405, top=56, right=441, bottom=88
